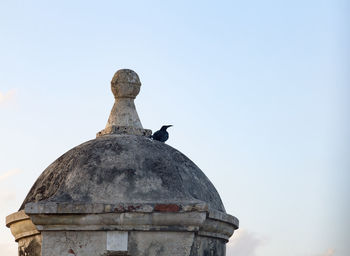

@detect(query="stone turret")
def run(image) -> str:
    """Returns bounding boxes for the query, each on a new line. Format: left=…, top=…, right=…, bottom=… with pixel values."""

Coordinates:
left=6, top=69, right=239, bottom=256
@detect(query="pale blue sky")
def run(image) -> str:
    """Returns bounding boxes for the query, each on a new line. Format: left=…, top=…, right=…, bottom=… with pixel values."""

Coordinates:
left=0, top=1, right=349, bottom=255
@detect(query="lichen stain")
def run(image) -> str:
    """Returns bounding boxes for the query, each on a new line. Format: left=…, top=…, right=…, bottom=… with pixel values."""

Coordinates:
left=68, top=248, right=76, bottom=255
left=154, top=204, right=180, bottom=212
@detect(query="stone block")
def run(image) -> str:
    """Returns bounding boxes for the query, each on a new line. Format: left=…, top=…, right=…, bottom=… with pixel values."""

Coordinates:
left=107, top=231, right=128, bottom=252
left=128, top=231, right=194, bottom=256
left=42, top=231, right=107, bottom=256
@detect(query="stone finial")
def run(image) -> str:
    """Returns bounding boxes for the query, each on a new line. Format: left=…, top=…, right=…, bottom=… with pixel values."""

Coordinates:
left=97, top=69, right=152, bottom=137
left=111, top=69, right=141, bottom=99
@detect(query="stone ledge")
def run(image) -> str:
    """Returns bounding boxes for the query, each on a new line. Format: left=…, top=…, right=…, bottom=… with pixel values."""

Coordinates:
left=22, top=201, right=238, bottom=241
left=97, top=126, right=152, bottom=137
left=25, top=201, right=209, bottom=215
left=208, top=209, right=239, bottom=228
left=197, top=231, right=230, bottom=241
left=25, top=201, right=239, bottom=230
left=35, top=224, right=201, bottom=232
left=28, top=210, right=236, bottom=242
left=30, top=212, right=207, bottom=228
left=200, top=218, right=236, bottom=241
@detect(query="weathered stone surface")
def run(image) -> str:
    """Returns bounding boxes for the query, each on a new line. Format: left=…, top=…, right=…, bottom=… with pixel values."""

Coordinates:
left=25, top=202, right=209, bottom=214
left=190, top=236, right=226, bottom=256
left=106, top=231, right=128, bottom=252
left=18, top=235, right=41, bottom=256
left=20, top=134, right=226, bottom=212
left=28, top=211, right=208, bottom=232
left=128, top=231, right=195, bottom=256
left=41, top=231, right=107, bottom=256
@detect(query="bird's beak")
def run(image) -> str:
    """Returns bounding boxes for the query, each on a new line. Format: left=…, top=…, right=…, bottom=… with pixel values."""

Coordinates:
left=166, top=125, right=173, bottom=128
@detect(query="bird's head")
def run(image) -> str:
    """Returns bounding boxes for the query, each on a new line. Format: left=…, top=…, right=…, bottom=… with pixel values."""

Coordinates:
left=161, top=125, right=173, bottom=130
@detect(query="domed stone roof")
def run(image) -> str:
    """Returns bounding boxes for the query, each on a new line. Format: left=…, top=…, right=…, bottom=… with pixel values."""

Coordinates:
left=20, top=134, right=225, bottom=212
left=20, top=69, right=226, bottom=213
left=6, top=69, right=239, bottom=256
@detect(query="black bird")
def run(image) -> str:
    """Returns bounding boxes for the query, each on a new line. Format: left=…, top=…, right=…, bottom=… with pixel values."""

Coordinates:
left=152, top=125, right=173, bottom=142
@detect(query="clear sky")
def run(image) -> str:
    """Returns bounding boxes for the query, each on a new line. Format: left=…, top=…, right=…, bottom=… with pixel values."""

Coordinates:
left=0, top=1, right=349, bottom=255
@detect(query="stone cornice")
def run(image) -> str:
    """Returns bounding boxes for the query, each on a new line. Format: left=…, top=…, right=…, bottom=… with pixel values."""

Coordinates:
left=24, top=201, right=238, bottom=241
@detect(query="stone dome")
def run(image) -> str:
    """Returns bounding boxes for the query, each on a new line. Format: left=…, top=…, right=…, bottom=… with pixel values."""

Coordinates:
left=7, top=69, right=238, bottom=256
left=20, top=69, right=226, bottom=213
left=20, top=134, right=226, bottom=212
